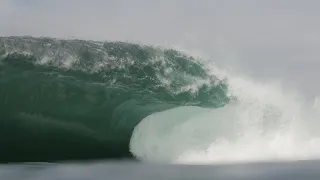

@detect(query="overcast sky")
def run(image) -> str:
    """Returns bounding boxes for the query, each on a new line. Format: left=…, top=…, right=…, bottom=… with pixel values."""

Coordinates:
left=1, top=0, right=319, bottom=97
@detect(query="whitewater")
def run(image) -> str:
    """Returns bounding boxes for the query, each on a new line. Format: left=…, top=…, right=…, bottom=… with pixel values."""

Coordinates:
left=131, top=58, right=320, bottom=164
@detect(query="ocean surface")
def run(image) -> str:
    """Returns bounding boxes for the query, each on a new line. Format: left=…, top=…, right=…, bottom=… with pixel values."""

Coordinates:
left=1, top=36, right=320, bottom=179
left=2, top=160, right=320, bottom=180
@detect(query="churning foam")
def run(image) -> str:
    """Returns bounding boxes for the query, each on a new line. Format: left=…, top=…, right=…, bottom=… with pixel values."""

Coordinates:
left=130, top=57, right=320, bottom=165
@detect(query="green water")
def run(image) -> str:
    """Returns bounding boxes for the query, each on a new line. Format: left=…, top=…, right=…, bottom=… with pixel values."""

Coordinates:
left=0, top=36, right=229, bottom=162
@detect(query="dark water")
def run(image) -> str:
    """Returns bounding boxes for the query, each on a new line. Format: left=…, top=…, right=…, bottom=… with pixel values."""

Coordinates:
left=0, top=36, right=229, bottom=162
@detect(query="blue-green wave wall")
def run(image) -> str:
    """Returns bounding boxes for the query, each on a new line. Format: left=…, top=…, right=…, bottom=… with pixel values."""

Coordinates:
left=0, top=36, right=229, bottom=162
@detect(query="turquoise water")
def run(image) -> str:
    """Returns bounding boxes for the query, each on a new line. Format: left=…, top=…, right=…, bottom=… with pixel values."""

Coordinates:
left=0, top=36, right=229, bottom=162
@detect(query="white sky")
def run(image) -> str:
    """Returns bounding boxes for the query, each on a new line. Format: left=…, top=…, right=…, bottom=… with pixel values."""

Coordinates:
left=1, top=0, right=320, bottom=97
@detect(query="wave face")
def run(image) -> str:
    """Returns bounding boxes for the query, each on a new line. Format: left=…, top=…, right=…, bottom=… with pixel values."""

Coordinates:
left=0, top=36, right=229, bottom=162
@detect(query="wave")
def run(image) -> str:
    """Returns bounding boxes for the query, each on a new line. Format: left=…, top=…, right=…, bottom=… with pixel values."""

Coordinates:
left=2, top=36, right=320, bottom=164
left=0, top=36, right=229, bottom=162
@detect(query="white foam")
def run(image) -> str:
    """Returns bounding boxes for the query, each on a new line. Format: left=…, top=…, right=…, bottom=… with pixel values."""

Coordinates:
left=130, top=62, right=320, bottom=164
